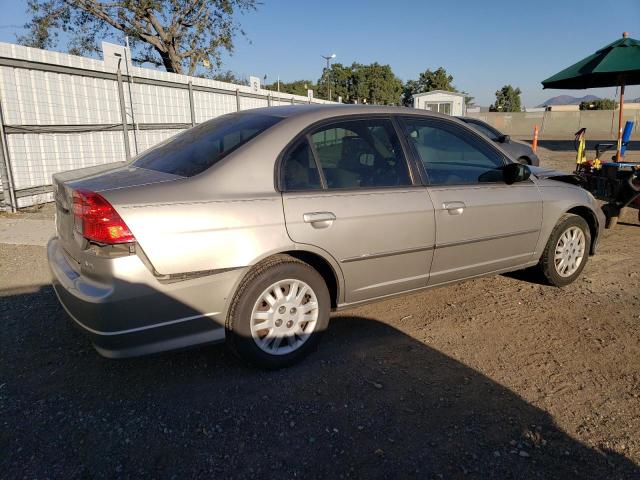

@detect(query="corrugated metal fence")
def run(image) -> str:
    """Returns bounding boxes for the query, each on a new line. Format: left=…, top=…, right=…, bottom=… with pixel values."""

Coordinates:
left=0, top=42, right=332, bottom=211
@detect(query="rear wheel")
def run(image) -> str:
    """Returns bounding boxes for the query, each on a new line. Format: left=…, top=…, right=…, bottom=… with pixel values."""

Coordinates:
left=538, top=214, right=591, bottom=287
left=226, top=255, right=330, bottom=369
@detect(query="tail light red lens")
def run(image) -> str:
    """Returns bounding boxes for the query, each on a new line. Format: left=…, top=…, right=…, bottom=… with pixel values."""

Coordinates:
left=72, top=189, right=135, bottom=244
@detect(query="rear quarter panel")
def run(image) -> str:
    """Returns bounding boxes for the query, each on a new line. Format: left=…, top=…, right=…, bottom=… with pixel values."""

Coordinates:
left=106, top=191, right=294, bottom=276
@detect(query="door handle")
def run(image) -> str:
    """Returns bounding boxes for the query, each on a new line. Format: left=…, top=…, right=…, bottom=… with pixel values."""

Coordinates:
left=303, top=211, right=336, bottom=228
left=442, top=201, right=466, bottom=215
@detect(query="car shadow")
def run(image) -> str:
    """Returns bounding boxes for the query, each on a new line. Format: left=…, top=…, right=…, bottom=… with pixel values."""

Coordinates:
left=501, top=266, right=550, bottom=286
left=1, top=285, right=638, bottom=479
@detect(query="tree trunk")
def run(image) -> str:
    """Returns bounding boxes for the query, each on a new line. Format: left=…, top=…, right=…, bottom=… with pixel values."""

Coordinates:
left=157, top=45, right=183, bottom=75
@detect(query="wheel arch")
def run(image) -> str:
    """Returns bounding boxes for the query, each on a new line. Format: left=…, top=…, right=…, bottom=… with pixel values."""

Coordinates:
left=566, top=206, right=599, bottom=255
left=282, top=250, right=341, bottom=309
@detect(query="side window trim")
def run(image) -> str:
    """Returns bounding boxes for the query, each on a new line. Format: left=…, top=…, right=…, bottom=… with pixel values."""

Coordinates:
left=396, top=116, right=434, bottom=186
left=390, top=116, right=427, bottom=186
left=305, top=133, right=328, bottom=190
left=398, top=116, right=509, bottom=187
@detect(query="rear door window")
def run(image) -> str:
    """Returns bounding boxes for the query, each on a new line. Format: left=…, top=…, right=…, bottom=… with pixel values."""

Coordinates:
left=308, top=119, right=412, bottom=189
left=281, top=139, right=323, bottom=191
left=132, top=112, right=282, bottom=177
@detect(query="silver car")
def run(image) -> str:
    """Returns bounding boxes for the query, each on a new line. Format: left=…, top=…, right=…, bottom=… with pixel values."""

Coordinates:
left=48, top=105, right=604, bottom=368
left=457, top=117, right=540, bottom=166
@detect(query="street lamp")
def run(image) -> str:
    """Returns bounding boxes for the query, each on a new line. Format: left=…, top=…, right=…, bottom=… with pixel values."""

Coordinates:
left=321, top=53, right=336, bottom=101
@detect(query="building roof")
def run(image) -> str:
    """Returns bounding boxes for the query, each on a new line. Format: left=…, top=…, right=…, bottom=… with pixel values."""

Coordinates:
left=412, top=90, right=468, bottom=99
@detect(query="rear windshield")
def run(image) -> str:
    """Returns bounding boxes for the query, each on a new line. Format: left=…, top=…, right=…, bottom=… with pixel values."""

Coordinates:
left=132, top=112, right=283, bottom=177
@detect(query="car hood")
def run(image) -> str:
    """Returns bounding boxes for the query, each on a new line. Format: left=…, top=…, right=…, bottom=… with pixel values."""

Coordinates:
left=529, top=166, right=584, bottom=186
left=509, top=138, right=526, bottom=147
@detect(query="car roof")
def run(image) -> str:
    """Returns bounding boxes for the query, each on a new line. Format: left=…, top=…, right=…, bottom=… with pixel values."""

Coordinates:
left=255, top=103, right=456, bottom=122
left=456, top=116, right=482, bottom=123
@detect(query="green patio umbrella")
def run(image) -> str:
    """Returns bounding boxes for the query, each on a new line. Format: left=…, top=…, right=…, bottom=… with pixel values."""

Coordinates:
left=542, top=32, right=640, bottom=160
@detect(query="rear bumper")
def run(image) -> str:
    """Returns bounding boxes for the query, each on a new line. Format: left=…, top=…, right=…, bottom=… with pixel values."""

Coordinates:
left=47, top=237, right=245, bottom=358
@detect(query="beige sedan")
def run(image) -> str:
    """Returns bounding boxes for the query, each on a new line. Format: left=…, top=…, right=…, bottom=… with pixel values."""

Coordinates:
left=48, top=105, right=604, bottom=368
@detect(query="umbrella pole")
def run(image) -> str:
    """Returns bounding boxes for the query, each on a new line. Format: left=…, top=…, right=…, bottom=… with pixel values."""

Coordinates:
left=616, top=82, right=625, bottom=161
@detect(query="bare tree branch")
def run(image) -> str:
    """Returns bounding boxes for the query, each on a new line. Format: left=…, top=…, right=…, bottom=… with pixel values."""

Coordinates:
left=20, top=0, right=258, bottom=75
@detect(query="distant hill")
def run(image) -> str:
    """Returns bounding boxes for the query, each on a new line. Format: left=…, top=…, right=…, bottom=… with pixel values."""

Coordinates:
left=537, top=95, right=601, bottom=107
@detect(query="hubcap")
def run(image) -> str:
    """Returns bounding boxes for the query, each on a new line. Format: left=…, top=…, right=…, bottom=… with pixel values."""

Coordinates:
left=554, top=226, right=586, bottom=277
left=250, top=279, right=319, bottom=355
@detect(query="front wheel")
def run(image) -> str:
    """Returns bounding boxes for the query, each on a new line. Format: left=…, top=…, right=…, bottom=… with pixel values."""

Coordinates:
left=538, top=213, right=591, bottom=287
left=226, top=255, right=330, bottom=369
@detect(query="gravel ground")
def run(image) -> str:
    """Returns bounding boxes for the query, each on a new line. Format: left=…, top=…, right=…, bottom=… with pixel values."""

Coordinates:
left=1, top=148, right=639, bottom=479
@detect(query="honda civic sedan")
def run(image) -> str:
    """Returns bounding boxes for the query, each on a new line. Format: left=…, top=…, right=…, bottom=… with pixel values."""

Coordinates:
left=49, top=105, right=604, bottom=368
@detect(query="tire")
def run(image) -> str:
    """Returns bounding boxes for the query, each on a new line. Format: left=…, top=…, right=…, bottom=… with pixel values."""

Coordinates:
left=517, top=156, right=531, bottom=165
left=226, top=254, right=330, bottom=369
left=602, top=203, right=621, bottom=229
left=538, top=213, right=591, bottom=287
left=606, top=215, right=619, bottom=229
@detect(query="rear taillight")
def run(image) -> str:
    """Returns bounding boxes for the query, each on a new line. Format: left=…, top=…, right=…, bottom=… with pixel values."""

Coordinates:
left=72, top=189, right=135, bottom=244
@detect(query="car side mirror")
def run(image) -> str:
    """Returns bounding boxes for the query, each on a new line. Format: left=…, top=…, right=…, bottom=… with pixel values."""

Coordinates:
left=503, top=162, right=531, bottom=185
left=498, top=134, right=511, bottom=143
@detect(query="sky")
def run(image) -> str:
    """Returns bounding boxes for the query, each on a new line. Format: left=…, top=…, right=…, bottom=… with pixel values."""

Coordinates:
left=1, top=0, right=639, bottom=106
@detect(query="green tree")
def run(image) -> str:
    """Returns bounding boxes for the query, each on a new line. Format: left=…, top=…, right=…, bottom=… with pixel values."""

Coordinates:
left=266, top=80, right=316, bottom=97
left=462, top=92, right=475, bottom=107
left=579, top=99, right=617, bottom=110
left=316, top=63, right=357, bottom=102
left=317, top=62, right=402, bottom=105
left=18, top=0, right=258, bottom=76
left=491, top=85, right=522, bottom=112
left=402, top=67, right=472, bottom=107
left=211, top=70, right=248, bottom=85
left=352, top=63, right=403, bottom=105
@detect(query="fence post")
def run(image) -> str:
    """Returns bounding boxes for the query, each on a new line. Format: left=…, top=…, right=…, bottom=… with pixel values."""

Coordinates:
left=291, top=97, right=295, bottom=105
left=116, top=65, right=131, bottom=160
left=188, top=81, right=196, bottom=127
left=236, top=89, right=241, bottom=111
left=267, top=94, right=272, bottom=107
left=0, top=97, right=17, bottom=212
left=540, top=110, right=547, bottom=137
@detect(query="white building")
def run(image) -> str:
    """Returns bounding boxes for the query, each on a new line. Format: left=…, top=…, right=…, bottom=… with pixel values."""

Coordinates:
left=412, top=90, right=467, bottom=116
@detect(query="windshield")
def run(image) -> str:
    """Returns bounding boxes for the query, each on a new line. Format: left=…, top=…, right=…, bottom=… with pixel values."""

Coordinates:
left=132, top=112, right=283, bottom=177
left=465, top=120, right=501, bottom=141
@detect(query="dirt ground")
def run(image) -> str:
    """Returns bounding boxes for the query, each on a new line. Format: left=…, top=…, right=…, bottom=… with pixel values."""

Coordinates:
left=1, top=147, right=639, bottom=479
